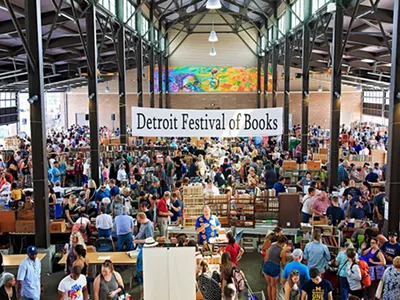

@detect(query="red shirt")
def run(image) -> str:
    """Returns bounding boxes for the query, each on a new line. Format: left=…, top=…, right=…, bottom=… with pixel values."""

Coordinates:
left=225, top=243, right=241, bottom=266
left=157, top=198, right=168, bottom=217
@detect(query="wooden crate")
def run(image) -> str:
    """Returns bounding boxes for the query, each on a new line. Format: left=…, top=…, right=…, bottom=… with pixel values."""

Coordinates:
left=184, top=198, right=204, bottom=206
left=15, top=220, right=35, bottom=233
left=50, top=219, right=66, bottom=233
left=183, top=217, right=197, bottom=228
left=319, top=148, right=328, bottom=154
left=183, top=186, right=204, bottom=198
left=185, top=207, right=204, bottom=216
left=282, top=160, right=297, bottom=170
left=18, top=210, right=35, bottom=220
left=307, top=161, right=321, bottom=170
left=0, top=211, right=16, bottom=233
left=313, top=154, right=327, bottom=163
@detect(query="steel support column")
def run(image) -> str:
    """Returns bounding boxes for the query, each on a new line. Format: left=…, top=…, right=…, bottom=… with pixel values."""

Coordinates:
left=26, top=0, right=50, bottom=249
left=116, top=0, right=127, bottom=144
left=263, top=51, right=269, bottom=108
left=149, top=0, right=155, bottom=108
left=136, top=0, right=143, bottom=107
left=158, top=20, right=163, bottom=108
left=301, top=0, right=312, bottom=162
left=257, top=29, right=262, bottom=109
left=328, top=5, right=344, bottom=188
left=272, top=2, right=278, bottom=108
left=263, top=19, right=269, bottom=108
left=165, top=29, right=170, bottom=108
left=385, top=0, right=400, bottom=234
left=283, top=9, right=291, bottom=151
left=86, top=3, right=100, bottom=185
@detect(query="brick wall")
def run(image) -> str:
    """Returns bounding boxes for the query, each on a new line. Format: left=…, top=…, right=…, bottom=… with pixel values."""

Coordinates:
left=67, top=91, right=361, bottom=130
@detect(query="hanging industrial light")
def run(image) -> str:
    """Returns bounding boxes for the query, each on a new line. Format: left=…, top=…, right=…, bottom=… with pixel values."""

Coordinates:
left=209, top=16, right=218, bottom=42
left=206, top=0, right=222, bottom=10
left=105, top=86, right=110, bottom=93
left=209, top=30, right=218, bottom=42
left=209, top=43, right=217, bottom=56
left=66, top=86, right=72, bottom=93
left=317, top=86, right=323, bottom=92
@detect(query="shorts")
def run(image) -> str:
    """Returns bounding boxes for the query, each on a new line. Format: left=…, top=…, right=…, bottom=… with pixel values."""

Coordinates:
left=263, top=261, right=280, bottom=277
left=349, top=289, right=364, bottom=298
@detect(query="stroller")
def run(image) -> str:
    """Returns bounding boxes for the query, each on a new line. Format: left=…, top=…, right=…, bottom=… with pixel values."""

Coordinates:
left=244, top=281, right=265, bottom=300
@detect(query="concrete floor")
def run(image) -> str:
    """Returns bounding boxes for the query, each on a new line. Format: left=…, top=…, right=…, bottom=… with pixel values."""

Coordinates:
left=37, top=252, right=267, bottom=300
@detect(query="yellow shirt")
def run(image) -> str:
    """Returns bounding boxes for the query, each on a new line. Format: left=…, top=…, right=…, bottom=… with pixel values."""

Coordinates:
left=11, top=189, right=22, bottom=201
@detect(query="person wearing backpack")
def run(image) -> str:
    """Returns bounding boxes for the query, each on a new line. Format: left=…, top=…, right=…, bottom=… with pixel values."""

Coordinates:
left=346, top=248, right=365, bottom=299
left=220, top=252, right=246, bottom=300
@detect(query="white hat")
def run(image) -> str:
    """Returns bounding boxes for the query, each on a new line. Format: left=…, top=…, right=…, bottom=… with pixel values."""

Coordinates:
left=143, top=237, right=158, bottom=248
left=292, top=249, right=303, bottom=258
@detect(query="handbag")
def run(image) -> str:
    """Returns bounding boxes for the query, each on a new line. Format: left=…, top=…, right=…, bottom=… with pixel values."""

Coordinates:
left=117, top=287, right=131, bottom=300
left=375, top=277, right=385, bottom=299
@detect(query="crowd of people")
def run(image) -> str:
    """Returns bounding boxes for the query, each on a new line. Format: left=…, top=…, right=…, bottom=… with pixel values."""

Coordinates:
left=0, top=121, right=398, bottom=299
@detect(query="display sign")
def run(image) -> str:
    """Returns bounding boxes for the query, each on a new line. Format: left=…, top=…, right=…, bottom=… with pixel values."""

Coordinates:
left=131, top=107, right=283, bottom=137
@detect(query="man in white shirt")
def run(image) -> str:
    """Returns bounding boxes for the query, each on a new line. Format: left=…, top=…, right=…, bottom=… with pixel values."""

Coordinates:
left=58, top=266, right=88, bottom=300
left=373, top=162, right=383, bottom=180
left=203, top=179, right=220, bottom=197
left=359, top=147, right=369, bottom=155
left=96, top=206, right=113, bottom=238
left=301, top=187, right=316, bottom=223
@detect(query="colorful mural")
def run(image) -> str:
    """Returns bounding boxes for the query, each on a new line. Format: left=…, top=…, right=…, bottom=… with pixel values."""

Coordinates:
left=153, top=66, right=272, bottom=93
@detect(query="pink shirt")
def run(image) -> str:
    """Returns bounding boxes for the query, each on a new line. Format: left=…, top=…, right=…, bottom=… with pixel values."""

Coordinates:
left=312, top=198, right=330, bottom=214
left=102, top=168, right=109, bottom=180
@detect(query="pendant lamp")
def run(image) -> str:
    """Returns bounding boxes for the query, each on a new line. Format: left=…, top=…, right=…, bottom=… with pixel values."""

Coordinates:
left=206, top=0, right=222, bottom=10
left=209, top=44, right=217, bottom=56
left=208, top=15, right=218, bottom=42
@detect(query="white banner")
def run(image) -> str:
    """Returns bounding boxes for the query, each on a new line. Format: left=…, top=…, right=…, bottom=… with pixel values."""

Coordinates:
left=131, top=107, right=283, bottom=137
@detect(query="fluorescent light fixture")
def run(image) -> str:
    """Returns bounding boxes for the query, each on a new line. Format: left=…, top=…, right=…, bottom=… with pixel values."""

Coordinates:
left=206, top=0, right=222, bottom=9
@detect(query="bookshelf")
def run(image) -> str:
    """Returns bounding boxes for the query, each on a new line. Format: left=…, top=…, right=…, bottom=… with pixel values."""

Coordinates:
left=204, top=195, right=229, bottom=227
left=183, top=185, right=204, bottom=228
left=229, top=194, right=255, bottom=228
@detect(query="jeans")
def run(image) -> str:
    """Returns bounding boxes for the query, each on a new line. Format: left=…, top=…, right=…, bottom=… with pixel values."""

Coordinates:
left=98, top=228, right=111, bottom=238
left=116, top=233, right=133, bottom=251
left=158, top=217, right=168, bottom=237
left=302, top=212, right=312, bottom=223
left=339, top=276, right=349, bottom=300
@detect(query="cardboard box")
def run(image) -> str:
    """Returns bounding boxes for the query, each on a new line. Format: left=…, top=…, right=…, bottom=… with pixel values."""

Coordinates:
left=307, top=161, right=321, bottom=170
left=50, top=219, right=66, bottom=233
left=0, top=211, right=16, bottom=233
left=18, top=210, right=35, bottom=220
left=282, top=161, right=297, bottom=170
left=319, top=148, right=328, bottom=154
left=15, top=220, right=35, bottom=233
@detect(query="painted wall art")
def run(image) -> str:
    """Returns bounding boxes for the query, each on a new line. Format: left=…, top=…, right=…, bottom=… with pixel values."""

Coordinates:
left=153, top=66, right=272, bottom=92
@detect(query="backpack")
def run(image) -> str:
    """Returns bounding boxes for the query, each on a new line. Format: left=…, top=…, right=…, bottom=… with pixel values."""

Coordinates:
left=352, top=261, right=371, bottom=288
left=231, top=267, right=245, bottom=292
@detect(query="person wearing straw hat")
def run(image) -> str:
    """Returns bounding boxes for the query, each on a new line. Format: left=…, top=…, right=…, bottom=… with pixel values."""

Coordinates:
left=137, top=237, right=159, bottom=300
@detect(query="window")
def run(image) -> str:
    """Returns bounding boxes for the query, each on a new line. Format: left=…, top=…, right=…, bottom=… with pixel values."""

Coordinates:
left=154, top=28, right=159, bottom=43
left=363, top=90, right=384, bottom=104
left=261, top=36, right=267, bottom=51
left=0, top=92, right=17, bottom=108
left=142, top=15, right=149, bottom=39
left=278, top=15, right=285, bottom=38
left=98, top=0, right=116, bottom=15
left=160, top=37, right=165, bottom=51
left=291, top=0, right=304, bottom=28
left=268, top=27, right=273, bottom=42
left=312, top=0, right=328, bottom=13
left=124, top=0, right=135, bottom=30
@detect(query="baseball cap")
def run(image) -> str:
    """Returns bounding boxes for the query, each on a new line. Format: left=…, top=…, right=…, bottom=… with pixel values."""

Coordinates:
left=27, top=246, right=38, bottom=255
left=292, top=249, right=303, bottom=258
left=388, top=231, right=398, bottom=237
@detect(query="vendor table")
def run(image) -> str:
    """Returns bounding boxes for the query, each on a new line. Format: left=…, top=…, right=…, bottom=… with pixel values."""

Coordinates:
left=58, top=251, right=137, bottom=265
left=3, top=253, right=47, bottom=268
left=59, top=251, right=138, bottom=288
